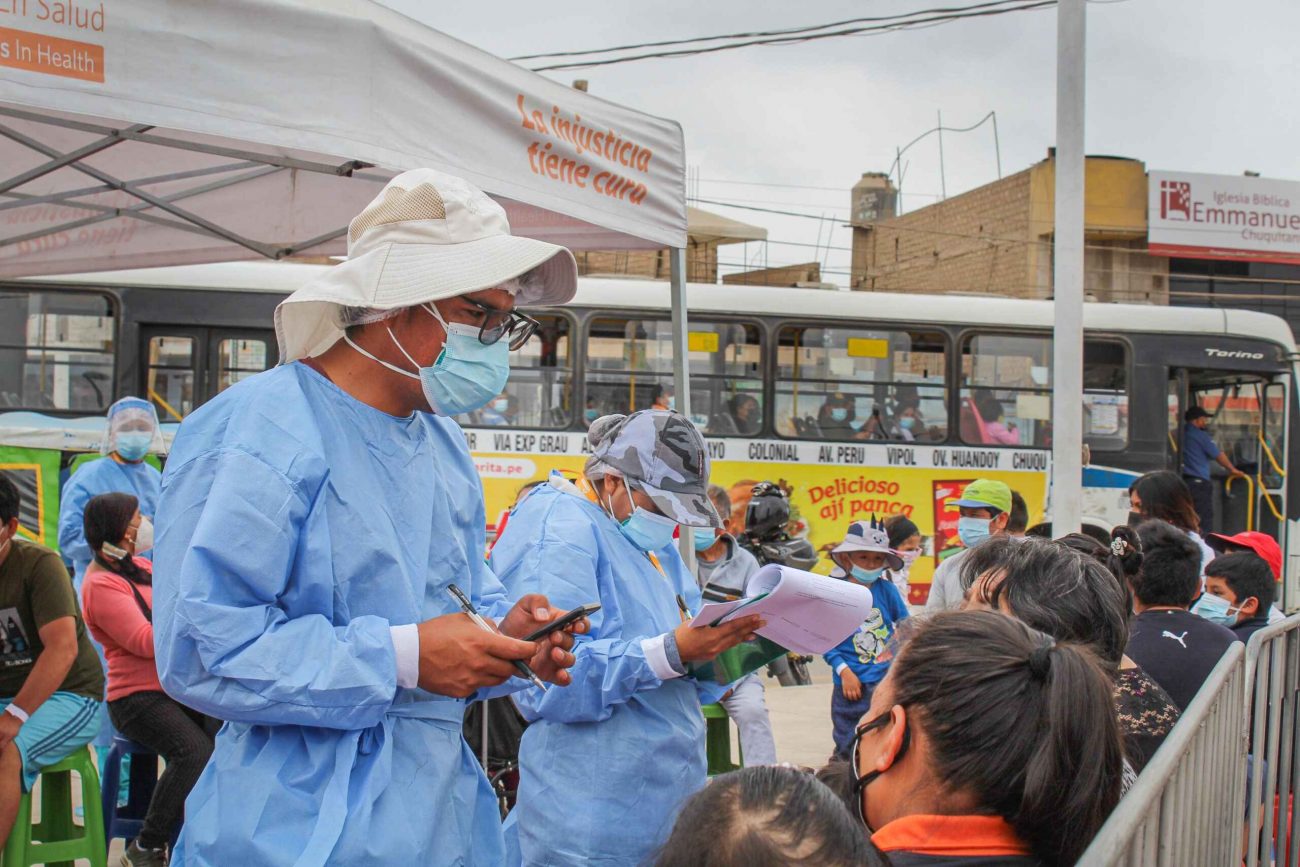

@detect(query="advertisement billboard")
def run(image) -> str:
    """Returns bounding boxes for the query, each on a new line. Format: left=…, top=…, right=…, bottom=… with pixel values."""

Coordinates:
left=1149, top=171, right=1300, bottom=265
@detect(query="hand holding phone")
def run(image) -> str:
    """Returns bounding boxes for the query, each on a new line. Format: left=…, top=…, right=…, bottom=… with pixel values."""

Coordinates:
left=522, top=603, right=601, bottom=643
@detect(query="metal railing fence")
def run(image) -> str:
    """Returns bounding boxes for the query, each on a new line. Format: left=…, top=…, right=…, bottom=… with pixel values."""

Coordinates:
left=1077, top=643, right=1248, bottom=866
left=1245, top=616, right=1300, bottom=867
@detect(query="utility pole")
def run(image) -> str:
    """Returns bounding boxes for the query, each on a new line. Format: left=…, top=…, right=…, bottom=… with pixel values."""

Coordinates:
left=1051, top=0, right=1086, bottom=535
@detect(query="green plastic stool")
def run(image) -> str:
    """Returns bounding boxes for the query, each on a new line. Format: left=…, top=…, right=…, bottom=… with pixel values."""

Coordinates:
left=702, top=703, right=742, bottom=776
left=3, top=747, right=107, bottom=867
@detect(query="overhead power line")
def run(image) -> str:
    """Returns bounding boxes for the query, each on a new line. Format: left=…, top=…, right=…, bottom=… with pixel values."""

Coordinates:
left=513, top=0, right=1040, bottom=61
left=522, top=0, right=1055, bottom=71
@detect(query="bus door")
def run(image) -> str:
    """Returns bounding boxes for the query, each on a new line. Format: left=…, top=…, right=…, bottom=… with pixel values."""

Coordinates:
left=140, top=326, right=275, bottom=422
left=1169, top=368, right=1288, bottom=540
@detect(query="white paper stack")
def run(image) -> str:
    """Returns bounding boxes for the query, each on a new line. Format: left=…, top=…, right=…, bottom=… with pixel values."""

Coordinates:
left=689, top=564, right=873, bottom=655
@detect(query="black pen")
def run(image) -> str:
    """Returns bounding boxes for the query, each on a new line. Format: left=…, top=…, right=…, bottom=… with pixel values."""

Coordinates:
left=446, top=584, right=548, bottom=692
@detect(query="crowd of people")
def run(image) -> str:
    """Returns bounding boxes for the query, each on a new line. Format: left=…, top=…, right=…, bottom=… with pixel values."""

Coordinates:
left=0, top=170, right=1289, bottom=867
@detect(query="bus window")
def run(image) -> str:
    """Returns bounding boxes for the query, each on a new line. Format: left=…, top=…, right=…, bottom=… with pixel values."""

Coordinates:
left=1262, top=381, right=1286, bottom=491
left=146, top=336, right=196, bottom=422
left=774, top=326, right=948, bottom=442
left=584, top=317, right=763, bottom=435
left=960, top=333, right=1051, bottom=447
left=1191, top=380, right=1267, bottom=478
left=1083, top=340, right=1129, bottom=451
left=215, top=338, right=270, bottom=393
left=461, top=314, right=571, bottom=429
left=0, top=290, right=115, bottom=412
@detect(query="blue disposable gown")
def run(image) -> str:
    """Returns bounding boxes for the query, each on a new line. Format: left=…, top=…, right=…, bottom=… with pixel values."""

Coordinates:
left=154, top=363, right=517, bottom=866
left=491, top=481, right=721, bottom=867
left=57, top=456, right=160, bottom=590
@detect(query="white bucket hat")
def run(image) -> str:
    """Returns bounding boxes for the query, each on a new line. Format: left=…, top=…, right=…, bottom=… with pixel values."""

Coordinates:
left=274, top=169, right=578, bottom=362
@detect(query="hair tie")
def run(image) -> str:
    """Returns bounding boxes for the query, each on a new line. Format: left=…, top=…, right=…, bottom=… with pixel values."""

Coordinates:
left=1110, top=538, right=1129, bottom=557
left=1028, top=643, right=1054, bottom=681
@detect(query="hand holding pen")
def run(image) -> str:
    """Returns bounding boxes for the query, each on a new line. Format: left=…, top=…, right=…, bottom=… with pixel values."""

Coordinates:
left=447, top=584, right=549, bottom=691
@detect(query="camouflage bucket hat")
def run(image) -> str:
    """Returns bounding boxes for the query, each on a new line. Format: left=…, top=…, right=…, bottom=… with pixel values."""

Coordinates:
left=588, top=410, right=722, bottom=528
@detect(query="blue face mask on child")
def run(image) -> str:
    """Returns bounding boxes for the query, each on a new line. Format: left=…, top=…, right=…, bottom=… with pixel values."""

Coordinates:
left=1191, top=593, right=1240, bottom=627
left=850, top=566, right=885, bottom=585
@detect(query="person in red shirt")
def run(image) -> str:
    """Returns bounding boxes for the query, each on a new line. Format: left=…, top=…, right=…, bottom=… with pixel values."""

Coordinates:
left=80, top=493, right=216, bottom=867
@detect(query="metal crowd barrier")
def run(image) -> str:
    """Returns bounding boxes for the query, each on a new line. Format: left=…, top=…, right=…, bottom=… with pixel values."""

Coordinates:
left=1245, top=615, right=1300, bottom=867
left=1077, top=643, right=1248, bottom=866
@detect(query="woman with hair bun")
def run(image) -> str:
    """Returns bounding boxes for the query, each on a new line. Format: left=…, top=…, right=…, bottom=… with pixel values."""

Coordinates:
left=848, top=610, right=1124, bottom=866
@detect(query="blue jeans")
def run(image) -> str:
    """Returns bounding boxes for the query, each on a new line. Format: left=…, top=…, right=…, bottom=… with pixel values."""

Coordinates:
left=831, top=681, right=876, bottom=761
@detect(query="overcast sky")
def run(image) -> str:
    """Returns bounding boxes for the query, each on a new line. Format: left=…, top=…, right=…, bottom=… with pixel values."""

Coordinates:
left=381, top=0, right=1300, bottom=283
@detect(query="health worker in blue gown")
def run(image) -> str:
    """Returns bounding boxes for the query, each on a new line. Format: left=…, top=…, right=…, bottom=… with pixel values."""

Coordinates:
left=492, top=410, right=766, bottom=867
left=58, top=396, right=162, bottom=592
left=152, top=170, right=586, bottom=867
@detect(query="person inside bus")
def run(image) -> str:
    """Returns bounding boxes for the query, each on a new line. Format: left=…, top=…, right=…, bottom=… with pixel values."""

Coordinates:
left=924, top=479, right=1015, bottom=612
left=490, top=410, right=764, bottom=867
left=886, top=398, right=924, bottom=441
left=1128, top=471, right=1215, bottom=572
left=58, top=396, right=163, bottom=593
left=815, top=392, right=857, bottom=439
left=1197, top=553, right=1275, bottom=643
left=884, top=515, right=922, bottom=600
left=1125, top=519, right=1238, bottom=711
left=976, top=393, right=1019, bottom=446
left=0, top=474, right=106, bottom=853
left=824, top=519, right=909, bottom=762
left=651, top=384, right=675, bottom=411
left=711, top=393, right=761, bottom=437
left=1181, top=406, right=1247, bottom=533
left=79, top=492, right=216, bottom=867
left=472, top=391, right=514, bottom=426
left=963, top=534, right=1179, bottom=776
left=655, top=765, right=888, bottom=867
left=850, top=610, right=1123, bottom=866
left=694, top=484, right=778, bottom=767
left=151, top=170, right=587, bottom=866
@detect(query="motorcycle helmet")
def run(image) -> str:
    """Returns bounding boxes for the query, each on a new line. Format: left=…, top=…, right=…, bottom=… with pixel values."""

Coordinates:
left=744, top=482, right=791, bottom=542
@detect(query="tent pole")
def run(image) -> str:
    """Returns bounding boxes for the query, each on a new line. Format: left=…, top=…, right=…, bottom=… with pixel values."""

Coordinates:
left=670, top=246, right=698, bottom=568
left=1051, top=0, right=1086, bottom=535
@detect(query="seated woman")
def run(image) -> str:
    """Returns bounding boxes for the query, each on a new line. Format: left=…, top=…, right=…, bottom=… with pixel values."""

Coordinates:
left=80, top=493, right=216, bottom=867
left=491, top=410, right=763, bottom=867
left=655, top=765, right=887, bottom=867
left=850, top=610, right=1123, bottom=866
left=962, top=534, right=1179, bottom=777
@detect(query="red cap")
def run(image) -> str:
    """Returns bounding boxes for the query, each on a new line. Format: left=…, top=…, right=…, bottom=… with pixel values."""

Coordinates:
left=1206, top=531, right=1282, bottom=580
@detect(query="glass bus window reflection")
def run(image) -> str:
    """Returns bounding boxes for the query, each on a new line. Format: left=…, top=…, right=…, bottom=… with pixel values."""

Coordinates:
left=584, top=317, right=763, bottom=435
left=774, top=325, right=948, bottom=442
left=0, top=291, right=115, bottom=412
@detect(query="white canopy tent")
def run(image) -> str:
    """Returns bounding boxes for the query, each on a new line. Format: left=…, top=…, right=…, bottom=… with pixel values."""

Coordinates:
left=0, top=0, right=700, bottom=414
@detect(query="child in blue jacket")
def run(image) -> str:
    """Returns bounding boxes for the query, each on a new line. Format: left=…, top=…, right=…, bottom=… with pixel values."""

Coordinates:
left=823, top=518, right=911, bottom=760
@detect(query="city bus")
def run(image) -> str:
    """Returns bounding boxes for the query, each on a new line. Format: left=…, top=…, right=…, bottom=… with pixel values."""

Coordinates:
left=2, top=262, right=1296, bottom=607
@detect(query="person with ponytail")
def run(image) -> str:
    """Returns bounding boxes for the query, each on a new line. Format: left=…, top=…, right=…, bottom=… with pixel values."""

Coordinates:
left=849, top=610, right=1124, bottom=866
left=80, top=493, right=215, bottom=867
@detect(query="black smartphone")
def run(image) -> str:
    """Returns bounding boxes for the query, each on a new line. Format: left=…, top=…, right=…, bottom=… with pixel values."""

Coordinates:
left=522, top=603, right=602, bottom=643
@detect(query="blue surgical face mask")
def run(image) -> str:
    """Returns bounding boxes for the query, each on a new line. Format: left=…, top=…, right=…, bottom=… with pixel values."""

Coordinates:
left=898, top=416, right=917, bottom=431
left=620, top=507, right=678, bottom=552
left=830, top=407, right=848, bottom=422
left=666, top=396, right=676, bottom=411
left=585, top=408, right=599, bottom=422
left=1191, top=593, right=1240, bottom=627
left=344, top=303, right=510, bottom=417
left=492, top=397, right=509, bottom=413
left=114, top=432, right=152, bottom=462
left=850, top=565, right=885, bottom=585
left=957, top=516, right=992, bottom=548
left=605, top=479, right=678, bottom=552
left=693, top=530, right=718, bottom=552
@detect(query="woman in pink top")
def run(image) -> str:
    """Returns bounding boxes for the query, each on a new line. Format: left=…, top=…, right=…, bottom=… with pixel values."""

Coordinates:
left=81, top=493, right=214, bottom=867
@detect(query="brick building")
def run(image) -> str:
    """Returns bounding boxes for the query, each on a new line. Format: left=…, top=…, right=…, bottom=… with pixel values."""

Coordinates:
left=574, top=206, right=766, bottom=283
left=850, top=154, right=1164, bottom=302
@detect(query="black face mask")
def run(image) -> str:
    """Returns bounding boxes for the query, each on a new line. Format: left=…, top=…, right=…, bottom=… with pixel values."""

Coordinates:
left=1127, top=510, right=1145, bottom=528
left=851, top=709, right=911, bottom=833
